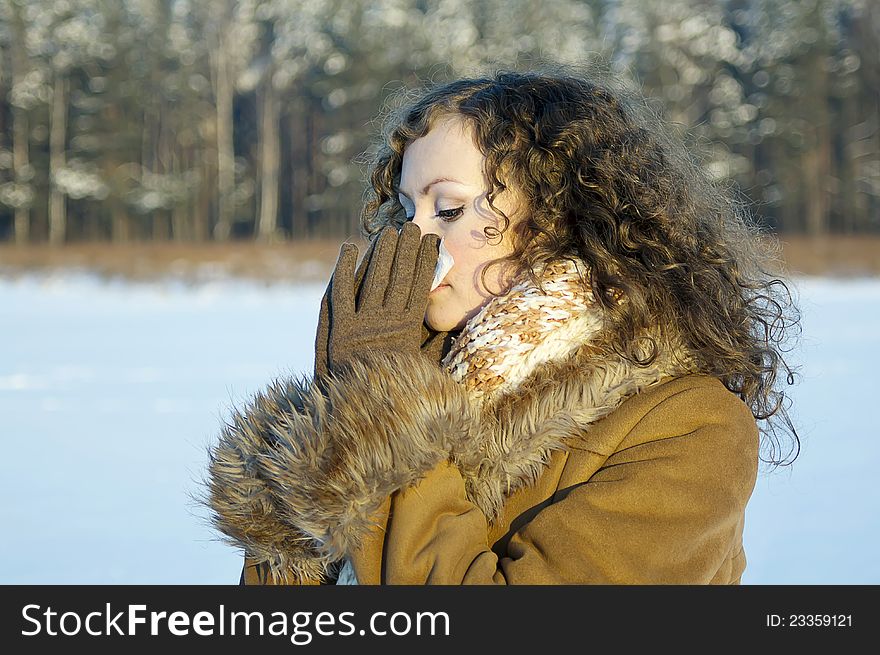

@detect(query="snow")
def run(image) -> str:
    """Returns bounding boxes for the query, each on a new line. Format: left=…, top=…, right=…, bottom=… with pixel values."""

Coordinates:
left=741, top=277, right=880, bottom=584
left=1, top=272, right=877, bottom=584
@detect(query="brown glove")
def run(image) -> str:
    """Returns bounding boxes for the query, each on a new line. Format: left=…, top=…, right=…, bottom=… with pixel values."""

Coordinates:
left=323, top=222, right=440, bottom=373
left=313, top=239, right=371, bottom=381
left=314, top=226, right=458, bottom=381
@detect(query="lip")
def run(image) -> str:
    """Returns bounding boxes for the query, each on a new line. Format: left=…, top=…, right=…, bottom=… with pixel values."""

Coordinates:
left=430, top=284, right=450, bottom=294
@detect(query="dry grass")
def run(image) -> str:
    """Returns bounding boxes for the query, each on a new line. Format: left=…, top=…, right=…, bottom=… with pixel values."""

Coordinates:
left=0, top=234, right=878, bottom=283
left=0, top=238, right=369, bottom=284
left=772, top=235, right=880, bottom=277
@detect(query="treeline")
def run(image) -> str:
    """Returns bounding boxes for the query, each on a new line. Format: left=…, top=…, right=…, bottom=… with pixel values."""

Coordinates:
left=0, top=0, right=877, bottom=244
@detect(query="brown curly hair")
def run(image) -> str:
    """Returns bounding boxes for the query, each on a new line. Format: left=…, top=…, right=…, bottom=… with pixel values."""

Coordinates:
left=358, top=62, right=801, bottom=470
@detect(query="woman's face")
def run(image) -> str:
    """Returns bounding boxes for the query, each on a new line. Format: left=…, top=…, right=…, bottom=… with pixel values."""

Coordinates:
left=398, top=114, right=523, bottom=332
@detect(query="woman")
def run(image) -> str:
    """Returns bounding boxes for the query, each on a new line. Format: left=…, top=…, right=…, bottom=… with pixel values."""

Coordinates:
left=206, top=66, right=800, bottom=585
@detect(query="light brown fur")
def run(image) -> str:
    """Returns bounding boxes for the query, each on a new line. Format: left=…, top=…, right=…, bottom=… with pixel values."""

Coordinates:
left=206, top=319, right=691, bottom=584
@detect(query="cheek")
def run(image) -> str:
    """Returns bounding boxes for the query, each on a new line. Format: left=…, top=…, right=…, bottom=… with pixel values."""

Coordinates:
left=443, top=227, right=515, bottom=295
left=447, top=248, right=482, bottom=293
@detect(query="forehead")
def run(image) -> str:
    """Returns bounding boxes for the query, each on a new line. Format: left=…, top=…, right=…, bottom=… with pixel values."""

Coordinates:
left=398, top=116, right=485, bottom=192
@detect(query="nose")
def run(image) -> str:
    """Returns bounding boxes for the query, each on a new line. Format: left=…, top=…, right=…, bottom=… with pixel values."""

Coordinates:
left=410, top=212, right=440, bottom=237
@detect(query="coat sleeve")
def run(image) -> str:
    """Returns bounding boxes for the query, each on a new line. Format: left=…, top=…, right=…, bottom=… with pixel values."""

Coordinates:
left=205, top=350, right=482, bottom=584
left=226, top=326, right=458, bottom=586
left=239, top=556, right=328, bottom=585
left=370, top=383, right=760, bottom=584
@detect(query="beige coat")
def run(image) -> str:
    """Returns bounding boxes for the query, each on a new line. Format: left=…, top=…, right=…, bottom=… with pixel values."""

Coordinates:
left=208, top=331, right=759, bottom=585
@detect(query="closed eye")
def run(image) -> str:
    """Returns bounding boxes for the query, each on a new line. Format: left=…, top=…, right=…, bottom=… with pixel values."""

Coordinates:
left=437, top=206, right=464, bottom=221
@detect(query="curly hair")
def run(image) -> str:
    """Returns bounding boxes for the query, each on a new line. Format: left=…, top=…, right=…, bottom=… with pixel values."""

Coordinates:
left=358, top=62, right=801, bottom=470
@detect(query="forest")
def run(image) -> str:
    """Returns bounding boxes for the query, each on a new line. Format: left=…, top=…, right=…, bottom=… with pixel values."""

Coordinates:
left=0, top=0, right=877, bottom=245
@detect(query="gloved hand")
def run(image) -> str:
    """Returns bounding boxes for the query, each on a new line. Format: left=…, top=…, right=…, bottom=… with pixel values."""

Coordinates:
left=313, top=237, right=372, bottom=381
left=322, top=222, right=440, bottom=373
left=316, top=303, right=454, bottom=378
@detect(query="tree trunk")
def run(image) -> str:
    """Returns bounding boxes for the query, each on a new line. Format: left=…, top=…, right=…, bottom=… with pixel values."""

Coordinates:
left=195, top=139, right=213, bottom=242
left=171, top=149, right=188, bottom=242
left=211, top=33, right=235, bottom=242
left=257, top=74, right=280, bottom=241
left=12, top=104, right=29, bottom=244
left=305, top=99, right=323, bottom=237
left=803, top=51, right=831, bottom=237
left=289, top=96, right=305, bottom=239
left=49, top=74, right=68, bottom=246
left=803, top=145, right=825, bottom=236
left=10, top=8, right=30, bottom=245
left=111, top=196, right=130, bottom=242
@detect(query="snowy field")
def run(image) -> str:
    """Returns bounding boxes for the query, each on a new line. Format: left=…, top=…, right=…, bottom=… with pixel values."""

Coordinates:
left=1, top=272, right=877, bottom=584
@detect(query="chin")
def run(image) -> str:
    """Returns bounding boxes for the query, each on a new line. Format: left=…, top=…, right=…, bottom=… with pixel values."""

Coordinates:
left=425, top=313, right=458, bottom=333
left=425, top=304, right=465, bottom=333
left=426, top=300, right=480, bottom=332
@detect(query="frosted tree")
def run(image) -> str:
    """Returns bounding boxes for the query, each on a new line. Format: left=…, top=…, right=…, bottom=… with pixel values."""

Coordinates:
left=0, top=0, right=876, bottom=242
left=199, top=0, right=260, bottom=241
left=725, top=0, right=877, bottom=233
left=26, top=0, right=113, bottom=244
left=2, top=0, right=41, bottom=244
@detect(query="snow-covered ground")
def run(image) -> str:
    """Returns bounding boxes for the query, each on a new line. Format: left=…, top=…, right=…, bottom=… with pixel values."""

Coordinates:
left=1, top=272, right=877, bottom=584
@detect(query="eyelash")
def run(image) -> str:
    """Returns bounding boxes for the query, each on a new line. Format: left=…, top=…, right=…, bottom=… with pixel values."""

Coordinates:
left=403, top=206, right=464, bottom=222
left=437, top=206, right=464, bottom=221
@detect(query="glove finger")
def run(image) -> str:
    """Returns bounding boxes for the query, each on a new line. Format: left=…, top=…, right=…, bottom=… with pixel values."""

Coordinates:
left=353, top=231, right=380, bottom=294
left=357, top=226, right=398, bottom=312
left=313, top=278, right=331, bottom=380
left=407, top=232, right=441, bottom=315
left=330, top=243, right=358, bottom=318
left=386, top=221, right=422, bottom=312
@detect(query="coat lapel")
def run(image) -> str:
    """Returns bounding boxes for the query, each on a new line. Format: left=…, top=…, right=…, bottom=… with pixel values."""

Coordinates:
left=454, top=336, right=688, bottom=523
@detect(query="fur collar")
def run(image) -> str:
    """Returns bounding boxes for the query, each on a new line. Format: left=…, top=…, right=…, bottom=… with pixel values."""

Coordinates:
left=205, top=303, right=692, bottom=585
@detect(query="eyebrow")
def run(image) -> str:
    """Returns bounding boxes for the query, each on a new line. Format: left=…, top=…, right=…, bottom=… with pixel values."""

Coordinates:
left=395, top=177, right=465, bottom=198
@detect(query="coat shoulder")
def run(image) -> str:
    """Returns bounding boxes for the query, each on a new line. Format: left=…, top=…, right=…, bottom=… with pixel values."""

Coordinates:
left=550, top=374, right=760, bottom=584
left=563, top=373, right=759, bottom=460
left=610, top=374, right=758, bottom=445
left=603, top=374, right=761, bottom=506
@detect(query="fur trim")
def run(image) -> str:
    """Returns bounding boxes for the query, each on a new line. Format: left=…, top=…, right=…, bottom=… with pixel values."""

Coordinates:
left=206, top=328, right=690, bottom=584
left=207, top=351, right=481, bottom=584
